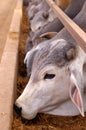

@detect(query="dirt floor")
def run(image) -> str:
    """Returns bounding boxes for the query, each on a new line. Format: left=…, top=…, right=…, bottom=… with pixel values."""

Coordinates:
left=0, top=0, right=16, bottom=61
left=12, top=5, right=86, bottom=130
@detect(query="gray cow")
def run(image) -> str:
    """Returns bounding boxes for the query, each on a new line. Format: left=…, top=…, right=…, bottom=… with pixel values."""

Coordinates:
left=28, top=0, right=50, bottom=21
left=26, top=0, right=85, bottom=53
left=28, top=0, right=56, bottom=32
left=14, top=1, right=86, bottom=120
left=32, top=0, right=85, bottom=41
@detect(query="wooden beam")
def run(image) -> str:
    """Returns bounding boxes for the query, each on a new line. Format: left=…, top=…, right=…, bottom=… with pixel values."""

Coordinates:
left=45, top=0, right=86, bottom=52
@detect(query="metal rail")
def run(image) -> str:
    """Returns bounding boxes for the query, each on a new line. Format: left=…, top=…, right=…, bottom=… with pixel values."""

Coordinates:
left=45, top=0, right=86, bottom=52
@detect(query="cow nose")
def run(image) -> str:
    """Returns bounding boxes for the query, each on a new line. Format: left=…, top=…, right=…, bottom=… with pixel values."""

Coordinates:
left=14, top=104, right=22, bottom=116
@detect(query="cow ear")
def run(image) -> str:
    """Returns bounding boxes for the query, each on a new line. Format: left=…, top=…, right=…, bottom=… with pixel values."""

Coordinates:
left=24, top=49, right=38, bottom=77
left=65, top=47, right=76, bottom=61
left=69, top=72, right=84, bottom=116
left=40, top=32, right=57, bottom=39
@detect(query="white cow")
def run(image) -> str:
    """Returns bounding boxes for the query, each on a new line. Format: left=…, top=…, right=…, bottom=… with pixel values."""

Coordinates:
left=14, top=1, right=86, bottom=120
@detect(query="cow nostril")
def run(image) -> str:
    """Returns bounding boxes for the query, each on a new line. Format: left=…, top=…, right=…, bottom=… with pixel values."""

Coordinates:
left=14, top=104, right=22, bottom=116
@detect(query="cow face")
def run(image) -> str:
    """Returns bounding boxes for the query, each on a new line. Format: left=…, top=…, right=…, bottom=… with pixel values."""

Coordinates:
left=15, top=39, right=85, bottom=119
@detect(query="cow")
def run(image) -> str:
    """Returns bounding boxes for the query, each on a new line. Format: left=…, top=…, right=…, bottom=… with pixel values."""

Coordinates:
left=28, top=0, right=50, bottom=21
left=30, top=9, right=56, bottom=32
left=27, top=0, right=71, bottom=30
left=14, top=1, right=86, bottom=120
left=25, top=0, right=85, bottom=53
left=28, top=0, right=70, bottom=20
left=32, top=0, right=85, bottom=42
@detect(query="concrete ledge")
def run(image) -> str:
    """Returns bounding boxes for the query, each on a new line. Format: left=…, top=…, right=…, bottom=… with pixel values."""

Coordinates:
left=0, top=0, right=23, bottom=130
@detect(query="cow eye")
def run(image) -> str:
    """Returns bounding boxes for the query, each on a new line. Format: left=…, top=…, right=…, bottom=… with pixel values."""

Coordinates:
left=44, top=74, right=55, bottom=79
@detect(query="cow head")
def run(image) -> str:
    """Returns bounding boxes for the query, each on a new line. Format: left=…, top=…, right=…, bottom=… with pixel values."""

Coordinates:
left=15, top=39, right=86, bottom=119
